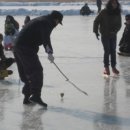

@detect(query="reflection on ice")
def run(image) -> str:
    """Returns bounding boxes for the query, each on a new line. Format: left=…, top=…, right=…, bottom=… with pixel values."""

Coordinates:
left=21, top=106, right=46, bottom=130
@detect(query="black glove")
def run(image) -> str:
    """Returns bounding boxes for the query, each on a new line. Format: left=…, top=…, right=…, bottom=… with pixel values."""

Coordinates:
left=95, top=33, right=100, bottom=40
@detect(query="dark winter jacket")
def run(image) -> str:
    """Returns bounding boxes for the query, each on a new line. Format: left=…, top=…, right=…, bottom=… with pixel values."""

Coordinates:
left=93, top=9, right=121, bottom=37
left=80, top=4, right=93, bottom=15
left=14, top=15, right=56, bottom=54
left=119, top=23, right=130, bottom=53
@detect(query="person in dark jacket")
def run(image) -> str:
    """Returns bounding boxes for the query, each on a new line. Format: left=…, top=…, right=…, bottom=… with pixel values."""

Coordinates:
left=80, top=3, right=93, bottom=15
left=118, top=14, right=130, bottom=56
left=96, top=0, right=102, bottom=13
left=93, top=0, right=122, bottom=75
left=13, top=10, right=63, bottom=107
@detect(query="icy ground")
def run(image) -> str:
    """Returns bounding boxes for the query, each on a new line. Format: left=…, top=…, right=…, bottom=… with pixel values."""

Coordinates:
left=0, top=16, right=130, bottom=130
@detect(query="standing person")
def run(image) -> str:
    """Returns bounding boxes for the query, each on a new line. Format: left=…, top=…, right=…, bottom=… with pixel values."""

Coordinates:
left=13, top=10, right=63, bottom=107
left=118, top=14, right=130, bottom=56
left=96, top=0, right=102, bottom=13
left=93, top=0, right=122, bottom=75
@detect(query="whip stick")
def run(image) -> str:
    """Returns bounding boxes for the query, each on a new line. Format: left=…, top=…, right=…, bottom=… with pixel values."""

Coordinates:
left=52, top=62, right=88, bottom=96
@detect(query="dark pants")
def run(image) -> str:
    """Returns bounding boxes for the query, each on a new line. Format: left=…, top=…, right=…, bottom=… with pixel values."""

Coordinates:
left=101, top=35, right=117, bottom=68
left=14, top=47, right=43, bottom=97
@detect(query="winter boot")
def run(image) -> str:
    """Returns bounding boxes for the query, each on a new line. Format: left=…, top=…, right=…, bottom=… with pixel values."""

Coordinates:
left=112, top=68, right=119, bottom=75
left=23, top=95, right=31, bottom=104
left=29, top=95, right=47, bottom=108
left=103, top=67, right=110, bottom=75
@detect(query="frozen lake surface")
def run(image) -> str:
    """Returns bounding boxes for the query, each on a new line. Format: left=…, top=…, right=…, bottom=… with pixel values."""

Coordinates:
left=0, top=15, right=130, bottom=130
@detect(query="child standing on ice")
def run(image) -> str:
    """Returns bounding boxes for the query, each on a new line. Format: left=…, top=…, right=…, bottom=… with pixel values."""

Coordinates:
left=93, top=0, right=122, bottom=75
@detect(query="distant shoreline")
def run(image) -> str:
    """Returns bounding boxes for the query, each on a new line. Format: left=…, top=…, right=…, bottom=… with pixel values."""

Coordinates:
left=0, top=0, right=95, bottom=2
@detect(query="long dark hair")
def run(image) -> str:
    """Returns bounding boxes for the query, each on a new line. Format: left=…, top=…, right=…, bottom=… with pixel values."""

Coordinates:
left=5, top=15, right=19, bottom=30
left=106, top=0, right=121, bottom=15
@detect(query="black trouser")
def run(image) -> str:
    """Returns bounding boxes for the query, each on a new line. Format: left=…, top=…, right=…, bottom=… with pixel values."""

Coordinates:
left=14, top=47, right=43, bottom=97
left=101, top=35, right=117, bottom=68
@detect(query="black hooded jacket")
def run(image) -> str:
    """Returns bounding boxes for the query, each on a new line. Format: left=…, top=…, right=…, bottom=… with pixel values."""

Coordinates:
left=14, top=14, right=56, bottom=54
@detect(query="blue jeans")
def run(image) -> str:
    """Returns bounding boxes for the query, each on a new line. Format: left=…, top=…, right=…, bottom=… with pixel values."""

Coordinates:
left=101, top=35, right=117, bottom=68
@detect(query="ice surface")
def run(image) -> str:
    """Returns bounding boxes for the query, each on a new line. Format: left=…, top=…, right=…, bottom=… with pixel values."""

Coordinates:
left=0, top=14, right=130, bottom=130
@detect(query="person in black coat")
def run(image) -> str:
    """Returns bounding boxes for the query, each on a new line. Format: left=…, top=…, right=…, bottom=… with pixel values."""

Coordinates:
left=80, top=3, right=93, bottom=15
left=13, top=10, right=63, bottom=107
left=118, top=14, right=130, bottom=56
